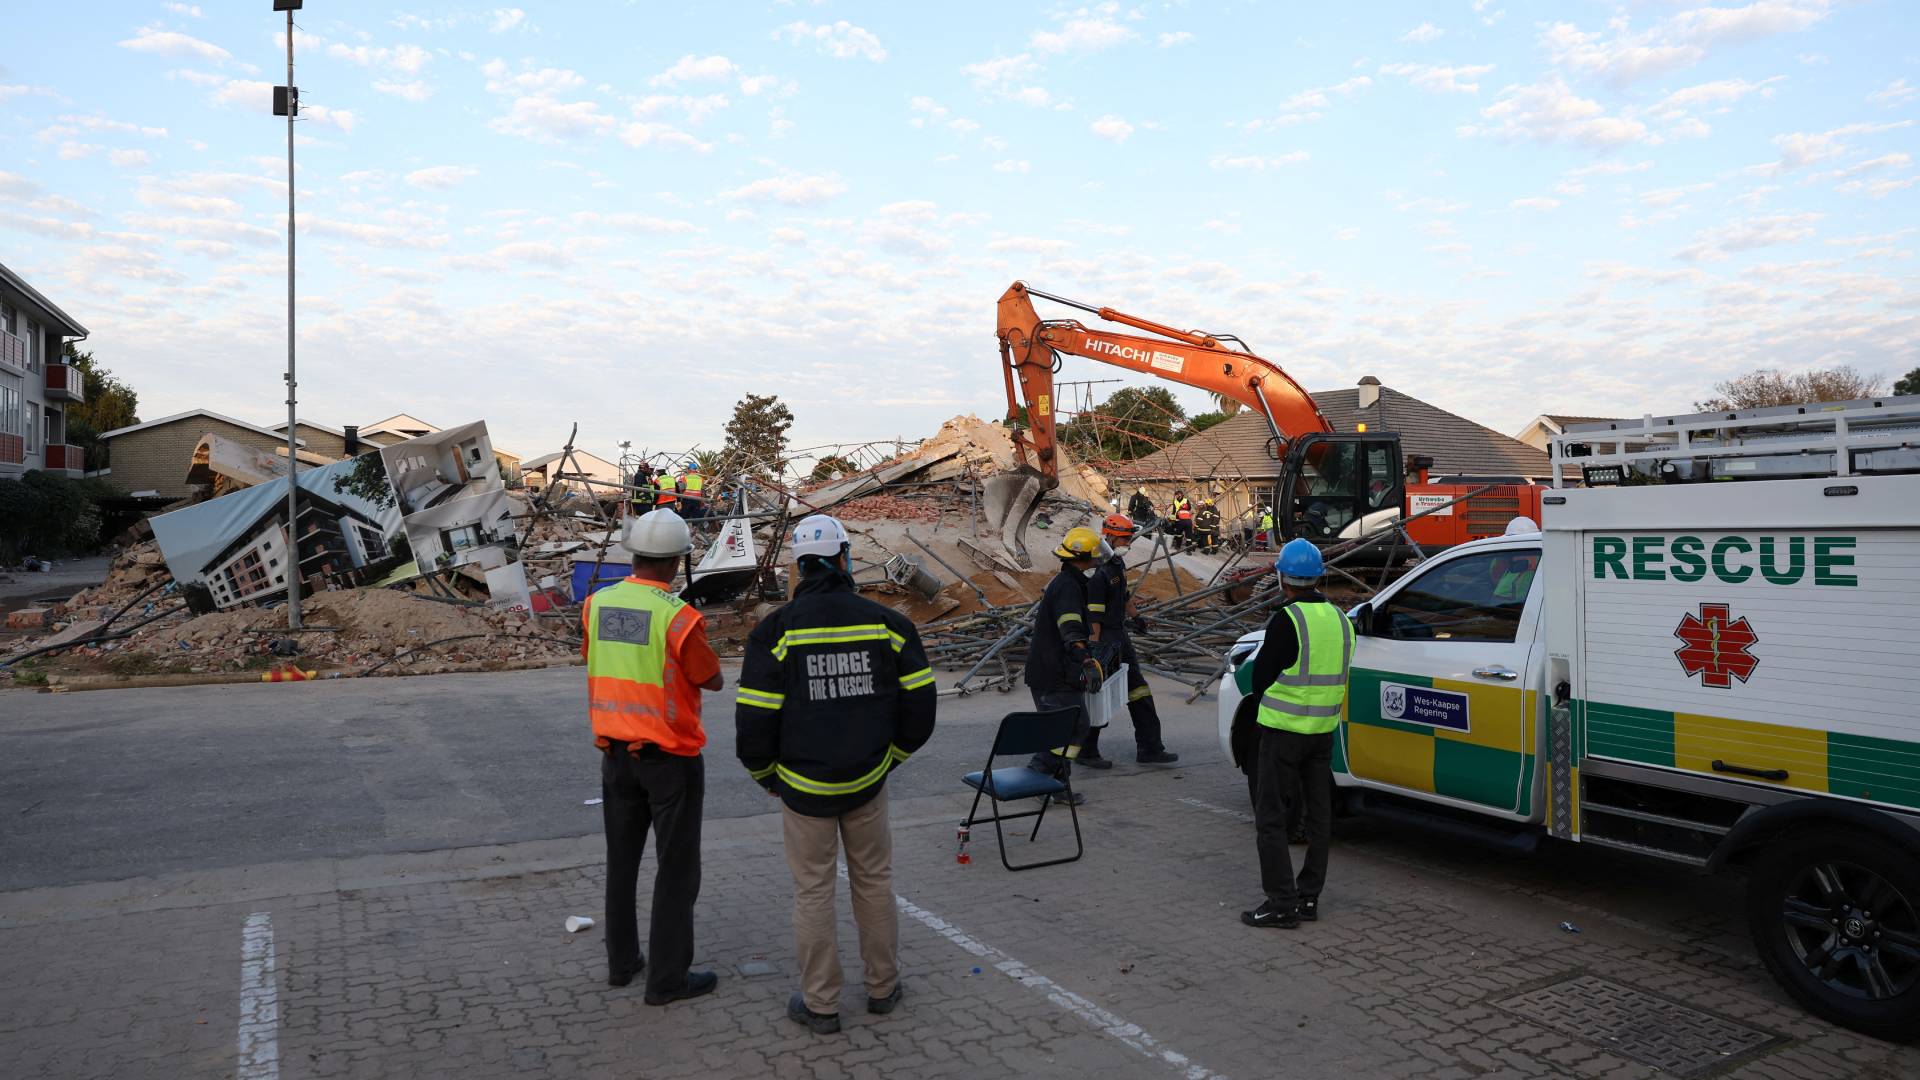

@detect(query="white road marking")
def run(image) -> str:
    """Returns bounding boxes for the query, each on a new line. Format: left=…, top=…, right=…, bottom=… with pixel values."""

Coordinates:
left=1177, top=795, right=1254, bottom=824
left=237, top=911, right=279, bottom=1080
left=892, top=889, right=1229, bottom=1080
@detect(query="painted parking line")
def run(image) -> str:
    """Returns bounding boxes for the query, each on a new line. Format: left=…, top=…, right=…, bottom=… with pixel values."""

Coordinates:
left=1176, top=796, right=1254, bottom=824
left=890, top=885, right=1229, bottom=1080
left=237, top=911, right=279, bottom=1080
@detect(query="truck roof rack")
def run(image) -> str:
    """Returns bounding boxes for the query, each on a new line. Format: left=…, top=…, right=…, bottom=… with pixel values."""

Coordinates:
left=1549, top=394, right=1920, bottom=488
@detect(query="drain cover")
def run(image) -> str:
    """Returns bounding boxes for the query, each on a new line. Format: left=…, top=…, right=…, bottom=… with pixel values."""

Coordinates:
left=1494, top=973, right=1782, bottom=1077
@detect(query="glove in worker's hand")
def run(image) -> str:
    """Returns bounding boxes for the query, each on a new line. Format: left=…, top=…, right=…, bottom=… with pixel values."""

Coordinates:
left=1080, top=658, right=1105, bottom=692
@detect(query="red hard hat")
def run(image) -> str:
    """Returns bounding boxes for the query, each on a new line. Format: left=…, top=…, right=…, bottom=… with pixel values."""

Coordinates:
left=1101, top=513, right=1137, bottom=540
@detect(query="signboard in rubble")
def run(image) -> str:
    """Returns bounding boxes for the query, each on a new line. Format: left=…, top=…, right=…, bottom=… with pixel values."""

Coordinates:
left=151, top=420, right=530, bottom=611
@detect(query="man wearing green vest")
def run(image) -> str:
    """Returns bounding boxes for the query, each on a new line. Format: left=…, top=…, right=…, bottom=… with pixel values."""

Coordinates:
left=1241, top=538, right=1354, bottom=929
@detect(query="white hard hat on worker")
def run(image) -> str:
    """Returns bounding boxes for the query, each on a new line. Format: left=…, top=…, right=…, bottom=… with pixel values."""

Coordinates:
left=790, top=514, right=851, bottom=563
left=623, top=508, right=693, bottom=558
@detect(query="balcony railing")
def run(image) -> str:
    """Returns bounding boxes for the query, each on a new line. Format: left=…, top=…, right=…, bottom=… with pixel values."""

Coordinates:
left=0, top=332, right=25, bottom=371
left=0, top=433, right=21, bottom=466
left=44, top=363, right=85, bottom=404
left=44, top=443, right=83, bottom=471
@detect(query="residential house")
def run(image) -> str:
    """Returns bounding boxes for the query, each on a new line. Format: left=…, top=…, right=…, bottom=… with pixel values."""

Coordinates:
left=521, top=448, right=624, bottom=500
left=98, top=410, right=314, bottom=501
left=0, top=260, right=88, bottom=479
left=1514, top=414, right=1630, bottom=453
left=200, top=485, right=396, bottom=609
left=1119, top=377, right=1551, bottom=523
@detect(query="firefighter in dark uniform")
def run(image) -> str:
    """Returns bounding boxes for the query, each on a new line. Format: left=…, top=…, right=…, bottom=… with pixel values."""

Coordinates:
left=1022, top=526, right=1106, bottom=804
left=736, top=514, right=938, bottom=1036
left=1077, top=513, right=1180, bottom=768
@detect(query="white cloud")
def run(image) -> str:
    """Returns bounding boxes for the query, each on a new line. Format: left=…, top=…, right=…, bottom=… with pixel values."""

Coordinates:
left=1677, top=212, right=1823, bottom=261
left=1541, top=4, right=1833, bottom=85
left=1463, top=78, right=1649, bottom=147
left=1245, top=76, right=1371, bottom=130
left=489, top=9, right=527, bottom=34
left=1869, top=79, right=1918, bottom=108
left=1767, top=121, right=1913, bottom=174
left=1209, top=152, right=1309, bottom=171
left=373, top=80, right=433, bottom=102
left=57, top=114, right=168, bottom=138
left=993, top=159, right=1031, bottom=173
left=406, top=165, right=478, bottom=189
left=619, top=121, right=713, bottom=153
left=303, top=104, right=357, bottom=134
left=1542, top=22, right=1700, bottom=84
left=719, top=173, right=848, bottom=205
left=1510, top=197, right=1560, bottom=210
left=634, top=94, right=730, bottom=125
left=1032, top=12, right=1137, bottom=54
left=1668, top=1, right=1834, bottom=44
left=119, top=26, right=230, bottom=63
left=1379, top=62, right=1493, bottom=94
left=165, top=3, right=203, bottom=15
left=108, top=148, right=152, bottom=168
left=328, top=43, right=433, bottom=74
left=490, top=95, right=614, bottom=141
left=1639, top=182, right=1713, bottom=207
left=58, top=142, right=98, bottom=160
left=1090, top=115, right=1135, bottom=142
left=1158, top=31, right=1194, bottom=48
left=961, top=53, right=1057, bottom=108
left=1399, top=23, right=1443, bottom=44
left=570, top=212, right=700, bottom=234
left=651, top=54, right=737, bottom=87
left=778, top=20, right=888, bottom=62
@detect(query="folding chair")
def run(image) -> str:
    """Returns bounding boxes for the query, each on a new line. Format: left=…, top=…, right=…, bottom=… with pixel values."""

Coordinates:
left=959, top=708, right=1084, bottom=872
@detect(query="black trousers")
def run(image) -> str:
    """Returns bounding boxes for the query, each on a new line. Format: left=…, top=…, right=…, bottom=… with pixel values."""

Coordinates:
left=601, top=744, right=704, bottom=995
left=1026, top=687, right=1089, bottom=776
left=1080, top=637, right=1164, bottom=758
left=1253, top=727, right=1333, bottom=907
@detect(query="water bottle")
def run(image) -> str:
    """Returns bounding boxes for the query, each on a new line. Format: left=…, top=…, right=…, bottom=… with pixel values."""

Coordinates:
left=956, top=823, right=971, bottom=865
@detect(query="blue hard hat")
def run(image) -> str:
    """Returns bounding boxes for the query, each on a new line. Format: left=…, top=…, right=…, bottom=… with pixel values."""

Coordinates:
left=1277, top=538, right=1325, bottom=583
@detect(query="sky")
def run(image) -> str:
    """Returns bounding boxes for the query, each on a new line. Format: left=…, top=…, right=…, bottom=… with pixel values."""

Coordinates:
left=2, top=1, right=1916, bottom=466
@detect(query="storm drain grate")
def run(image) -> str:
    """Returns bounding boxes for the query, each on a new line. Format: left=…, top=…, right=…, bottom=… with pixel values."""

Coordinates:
left=1494, top=973, right=1783, bottom=1077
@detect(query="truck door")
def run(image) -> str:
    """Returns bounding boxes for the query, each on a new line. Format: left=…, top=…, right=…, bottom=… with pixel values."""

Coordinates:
left=1345, top=543, right=1543, bottom=819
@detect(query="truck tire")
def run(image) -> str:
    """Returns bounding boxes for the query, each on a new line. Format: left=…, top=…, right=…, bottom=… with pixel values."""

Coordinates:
left=1745, top=828, right=1920, bottom=1041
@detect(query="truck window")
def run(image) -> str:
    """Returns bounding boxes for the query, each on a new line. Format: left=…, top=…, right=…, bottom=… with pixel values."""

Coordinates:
left=1377, top=548, right=1538, bottom=643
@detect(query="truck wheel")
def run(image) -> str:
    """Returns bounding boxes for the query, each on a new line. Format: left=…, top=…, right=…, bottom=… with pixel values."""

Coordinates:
left=1745, top=829, right=1920, bottom=1041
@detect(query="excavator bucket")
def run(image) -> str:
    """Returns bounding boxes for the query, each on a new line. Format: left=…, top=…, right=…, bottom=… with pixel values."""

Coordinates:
left=980, top=471, right=1048, bottom=570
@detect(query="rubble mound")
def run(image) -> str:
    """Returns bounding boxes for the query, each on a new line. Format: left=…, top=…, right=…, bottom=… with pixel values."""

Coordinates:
left=897, top=414, right=1111, bottom=506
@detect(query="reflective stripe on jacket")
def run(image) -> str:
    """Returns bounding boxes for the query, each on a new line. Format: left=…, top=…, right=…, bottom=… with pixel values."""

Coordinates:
left=1256, top=600, right=1354, bottom=735
left=585, top=578, right=705, bottom=754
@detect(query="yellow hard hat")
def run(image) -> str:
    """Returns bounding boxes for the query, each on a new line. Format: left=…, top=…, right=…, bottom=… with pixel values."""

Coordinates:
left=1052, top=526, right=1101, bottom=560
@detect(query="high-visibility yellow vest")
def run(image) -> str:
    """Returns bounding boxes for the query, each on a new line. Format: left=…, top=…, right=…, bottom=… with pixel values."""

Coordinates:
left=1260, top=513, right=1274, bottom=531
left=681, top=472, right=704, bottom=495
left=1256, top=601, right=1354, bottom=735
left=584, top=578, right=704, bottom=754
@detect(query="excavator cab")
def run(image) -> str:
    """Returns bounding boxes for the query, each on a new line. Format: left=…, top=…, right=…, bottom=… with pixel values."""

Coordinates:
left=1276, top=434, right=1405, bottom=542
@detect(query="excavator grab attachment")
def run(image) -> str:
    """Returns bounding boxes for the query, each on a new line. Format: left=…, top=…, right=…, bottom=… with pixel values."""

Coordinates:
left=980, top=470, right=1047, bottom=568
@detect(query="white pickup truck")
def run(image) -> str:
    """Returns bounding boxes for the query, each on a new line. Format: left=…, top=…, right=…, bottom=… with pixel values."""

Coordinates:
left=1216, top=400, right=1920, bottom=1039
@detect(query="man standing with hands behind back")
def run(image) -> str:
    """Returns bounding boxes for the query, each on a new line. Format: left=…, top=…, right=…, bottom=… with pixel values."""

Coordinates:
left=583, top=509, right=724, bottom=1004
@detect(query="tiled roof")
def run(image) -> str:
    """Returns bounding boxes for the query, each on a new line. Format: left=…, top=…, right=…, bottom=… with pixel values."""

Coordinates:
left=1122, top=386, right=1551, bottom=480
left=1543, top=414, right=1626, bottom=427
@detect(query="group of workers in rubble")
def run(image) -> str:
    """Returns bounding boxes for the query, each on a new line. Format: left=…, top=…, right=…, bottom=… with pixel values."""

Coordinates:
left=630, top=461, right=709, bottom=522
left=580, top=500, right=1351, bottom=1034
left=1126, top=484, right=1279, bottom=553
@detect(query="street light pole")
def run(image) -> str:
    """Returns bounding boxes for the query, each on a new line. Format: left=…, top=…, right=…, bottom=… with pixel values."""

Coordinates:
left=279, top=2, right=302, bottom=629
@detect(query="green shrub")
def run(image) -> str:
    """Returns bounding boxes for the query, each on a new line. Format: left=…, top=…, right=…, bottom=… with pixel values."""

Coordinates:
left=0, top=470, right=105, bottom=563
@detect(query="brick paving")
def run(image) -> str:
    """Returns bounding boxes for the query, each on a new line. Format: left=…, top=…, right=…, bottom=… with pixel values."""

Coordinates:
left=2, top=764, right=1916, bottom=1079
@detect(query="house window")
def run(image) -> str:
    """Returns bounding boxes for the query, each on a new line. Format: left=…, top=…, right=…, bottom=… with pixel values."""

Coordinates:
left=24, top=320, right=38, bottom=372
left=0, top=303, right=14, bottom=335
left=0, top=374, right=20, bottom=438
left=26, top=403, right=37, bottom=452
left=442, top=524, right=482, bottom=551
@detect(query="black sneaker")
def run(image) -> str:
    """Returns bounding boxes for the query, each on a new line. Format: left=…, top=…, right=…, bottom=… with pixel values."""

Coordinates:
left=788, top=991, right=842, bottom=1034
left=1136, top=749, right=1180, bottom=765
left=607, top=958, right=645, bottom=987
left=1050, top=790, right=1086, bottom=807
left=1297, top=896, right=1319, bottom=922
left=867, top=984, right=903, bottom=1015
left=1240, top=901, right=1301, bottom=929
left=644, top=970, right=718, bottom=1006
left=1076, top=754, right=1114, bottom=771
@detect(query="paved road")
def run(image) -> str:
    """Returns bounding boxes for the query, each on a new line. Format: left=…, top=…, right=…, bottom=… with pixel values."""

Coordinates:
left=0, top=666, right=1222, bottom=891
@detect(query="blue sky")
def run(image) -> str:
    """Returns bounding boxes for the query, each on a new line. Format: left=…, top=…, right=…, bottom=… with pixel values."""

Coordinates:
left=2, top=2, right=1915, bottom=464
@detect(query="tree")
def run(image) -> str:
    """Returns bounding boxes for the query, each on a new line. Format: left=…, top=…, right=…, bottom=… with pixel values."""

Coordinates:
left=722, top=393, right=794, bottom=478
left=1182, top=411, right=1232, bottom=438
left=809, top=455, right=857, bottom=483
left=1696, top=366, right=1884, bottom=411
left=61, top=344, right=141, bottom=472
left=1894, top=367, right=1920, bottom=397
left=1059, top=386, right=1186, bottom=461
left=329, top=449, right=399, bottom=511
left=1210, top=391, right=1242, bottom=417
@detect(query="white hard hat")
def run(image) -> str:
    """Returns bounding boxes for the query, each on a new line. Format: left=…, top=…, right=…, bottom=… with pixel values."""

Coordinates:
left=1504, top=516, right=1539, bottom=536
left=623, top=508, right=693, bottom=557
left=790, top=514, right=850, bottom=561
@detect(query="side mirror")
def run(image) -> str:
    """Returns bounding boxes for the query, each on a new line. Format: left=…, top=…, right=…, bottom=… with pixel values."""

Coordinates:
left=1350, top=602, right=1373, bottom=635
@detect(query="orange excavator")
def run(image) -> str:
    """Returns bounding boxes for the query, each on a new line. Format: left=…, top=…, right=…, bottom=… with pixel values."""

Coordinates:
left=987, top=281, right=1543, bottom=565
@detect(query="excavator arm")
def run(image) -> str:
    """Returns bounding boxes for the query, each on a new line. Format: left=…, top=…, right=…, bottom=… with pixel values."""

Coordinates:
left=997, top=281, right=1332, bottom=480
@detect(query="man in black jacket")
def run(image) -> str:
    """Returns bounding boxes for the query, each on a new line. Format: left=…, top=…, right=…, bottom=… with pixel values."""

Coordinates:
left=1022, top=527, right=1105, bottom=799
left=737, top=514, right=937, bottom=1035
left=1080, top=513, right=1179, bottom=768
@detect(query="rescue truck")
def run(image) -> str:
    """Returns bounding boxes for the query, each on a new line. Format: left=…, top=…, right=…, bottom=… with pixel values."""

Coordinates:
left=1217, top=397, right=1920, bottom=1039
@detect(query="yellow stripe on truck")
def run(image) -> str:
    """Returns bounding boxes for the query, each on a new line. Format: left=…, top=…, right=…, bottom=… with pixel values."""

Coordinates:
left=1672, top=711, right=1829, bottom=794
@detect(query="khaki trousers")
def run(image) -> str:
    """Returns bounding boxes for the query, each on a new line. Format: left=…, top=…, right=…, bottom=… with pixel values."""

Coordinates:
left=782, top=785, right=899, bottom=1015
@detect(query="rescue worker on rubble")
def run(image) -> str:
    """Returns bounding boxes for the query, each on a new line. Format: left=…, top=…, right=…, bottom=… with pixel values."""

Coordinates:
left=1169, top=490, right=1194, bottom=550
left=736, top=514, right=938, bottom=1035
left=1022, top=526, right=1106, bottom=804
left=1240, top=538, right=1353, bottom=929
left=1194, top=498, right=1223, bottom=554
left=1077, top=513, right=1180, bottom=769
left=630, top=464, right=656, bottom=517
left=1257, top=506, right=1276, bottom=551
left=1127, top=485, right=1156, bottom=528
left=583, top=509, right=724, bottom=1002
left=679, top=461, right=706, bottom=524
